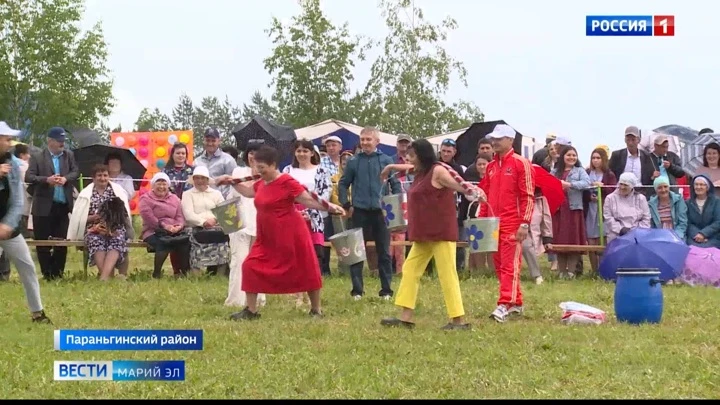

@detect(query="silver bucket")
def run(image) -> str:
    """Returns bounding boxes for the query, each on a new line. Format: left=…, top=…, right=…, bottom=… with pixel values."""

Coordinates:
left=328, top=228, right=367, bottom=266
left=381, top=193, right=408, bottom=232
left=211, top=197, right=244, bottom=235
left=463, top=217, right=499, bottom=253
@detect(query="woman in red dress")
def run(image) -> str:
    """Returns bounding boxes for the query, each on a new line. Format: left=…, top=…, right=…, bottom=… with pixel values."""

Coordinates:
left=228, top=145, right=345, bottom=320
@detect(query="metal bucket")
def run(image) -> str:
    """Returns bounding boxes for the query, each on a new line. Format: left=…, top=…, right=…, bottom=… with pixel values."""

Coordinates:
left=463, top=217, right=499, bottom=253
left=328, top=228, right=367, bottom=266
left=211, top=197, right=244, bottom=235
left=381, top=193, right=408, bottom=232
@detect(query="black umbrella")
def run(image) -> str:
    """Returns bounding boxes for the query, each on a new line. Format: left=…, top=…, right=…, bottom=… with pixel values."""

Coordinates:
left=232, top=116, right=297, bottom=165
left=72, top=144, right=147, bottom=190
left=69, top=128, right=105, bottom=148
left=454, top=120, right=524, bottom=167
left=653, top=125, right=699, bottom=142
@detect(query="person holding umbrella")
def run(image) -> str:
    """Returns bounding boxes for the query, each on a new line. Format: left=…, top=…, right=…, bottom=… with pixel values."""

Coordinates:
left=0, top=121, right=51, bottom=322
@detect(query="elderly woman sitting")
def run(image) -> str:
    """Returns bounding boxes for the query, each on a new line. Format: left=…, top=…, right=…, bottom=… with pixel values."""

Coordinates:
left=686, top=174, right=720, bottom=248
left=139, top=172, right=190, bottom=278
left=67, top=164, right=134, bottom=280
left=603, top=172, right=651, bottom=243
left=181, top=166, right=230, bottom=274
left=648, top=176, right=688, bottom=240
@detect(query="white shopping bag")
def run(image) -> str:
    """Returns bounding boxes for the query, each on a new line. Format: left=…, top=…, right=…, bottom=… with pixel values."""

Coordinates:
left=559, top=301, right=607, bottom=325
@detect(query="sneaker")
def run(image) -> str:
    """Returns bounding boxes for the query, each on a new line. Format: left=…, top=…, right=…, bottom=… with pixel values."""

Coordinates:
left=535, top=276, right=544, bottom=285
left=353, top=295, right=362, bottom=301
left=229, top=307, right=261, bottom=321
left=380, top=318, right=415, bottom=329
left=441, top=323, right=471, bottom=331
left=382, top=295, right=392, bottom=301
left=32, top=311, right=52, bottom=324
left=309, top=309, right=324, bottom=318
left=490, top=305, right=509, bottom=323
left=507, top=305, right=524, bottom=316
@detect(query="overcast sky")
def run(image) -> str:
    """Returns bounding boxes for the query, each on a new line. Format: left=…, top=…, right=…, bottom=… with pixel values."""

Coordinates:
left=81, top=0, right=718, bottom=161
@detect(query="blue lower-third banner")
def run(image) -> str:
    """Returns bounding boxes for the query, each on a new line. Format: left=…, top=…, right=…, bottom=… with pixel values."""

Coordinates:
left=54, top=329, right=203, bottom=351
left=54, top=360, right=185, bottom=381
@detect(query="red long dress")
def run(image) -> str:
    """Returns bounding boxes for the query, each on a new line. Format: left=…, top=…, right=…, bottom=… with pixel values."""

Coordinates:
left=241, top=174, right=322, bottom=294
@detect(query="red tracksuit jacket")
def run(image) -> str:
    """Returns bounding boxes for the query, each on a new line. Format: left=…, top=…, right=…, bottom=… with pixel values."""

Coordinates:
left=478, top=150, right=535, bottom=228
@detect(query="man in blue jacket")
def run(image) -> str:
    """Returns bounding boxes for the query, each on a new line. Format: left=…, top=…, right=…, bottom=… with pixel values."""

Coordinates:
left=338, top=126, right=402, bottom=300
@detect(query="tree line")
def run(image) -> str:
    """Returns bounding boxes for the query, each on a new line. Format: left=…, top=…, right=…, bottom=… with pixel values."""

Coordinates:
left=0, top=0, right=484, bottom=149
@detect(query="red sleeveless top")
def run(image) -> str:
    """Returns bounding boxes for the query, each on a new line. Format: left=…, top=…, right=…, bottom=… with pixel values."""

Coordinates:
left=407, top=164, right=459, bottom=242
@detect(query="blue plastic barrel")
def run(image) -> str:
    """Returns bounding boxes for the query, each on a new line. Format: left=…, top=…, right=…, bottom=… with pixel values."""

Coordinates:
left=614, top=269, right=664, bottom=325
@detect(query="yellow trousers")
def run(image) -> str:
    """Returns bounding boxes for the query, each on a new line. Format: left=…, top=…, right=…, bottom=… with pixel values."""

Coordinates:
left=395, top=241, right=465, bottom=318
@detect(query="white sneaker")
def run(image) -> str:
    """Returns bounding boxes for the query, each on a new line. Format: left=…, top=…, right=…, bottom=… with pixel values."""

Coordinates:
left=490, top=305, right=509, bottom=323
left=507, top=305, right=524, bottom=316
left=353, top=295, right=362, bottom=301
left=382, top=295, right=392, bottom=301
left=535, top=276, right=544, bottom=285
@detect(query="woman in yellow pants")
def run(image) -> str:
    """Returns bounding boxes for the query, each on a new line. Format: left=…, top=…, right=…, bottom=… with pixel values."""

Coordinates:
left=379, top=139, right=484, bottom=330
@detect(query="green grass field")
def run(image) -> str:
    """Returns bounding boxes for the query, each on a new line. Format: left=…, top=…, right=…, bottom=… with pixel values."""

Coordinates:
left=1, top=247, right=719, bottom=399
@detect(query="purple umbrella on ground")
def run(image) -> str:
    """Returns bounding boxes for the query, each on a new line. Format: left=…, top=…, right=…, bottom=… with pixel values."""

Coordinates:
left=679, top=246, right=720, bottom=287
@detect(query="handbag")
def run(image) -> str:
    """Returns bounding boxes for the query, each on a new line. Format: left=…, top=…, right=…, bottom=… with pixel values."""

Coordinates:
left=192, top=227, right=229, bottom=244
left=155, top=228, right=190, bottom=246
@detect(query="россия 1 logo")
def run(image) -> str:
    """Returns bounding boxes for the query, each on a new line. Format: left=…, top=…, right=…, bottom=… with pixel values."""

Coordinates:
left=586, top=15, right=675, bottom=36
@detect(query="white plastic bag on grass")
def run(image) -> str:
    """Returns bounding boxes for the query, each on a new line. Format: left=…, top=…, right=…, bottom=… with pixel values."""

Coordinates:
left=559, top=301, right=607, bottom=325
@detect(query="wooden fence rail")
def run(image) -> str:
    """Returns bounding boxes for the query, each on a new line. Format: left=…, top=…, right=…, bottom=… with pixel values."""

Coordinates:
left=23, top=239, right=606, bottom=253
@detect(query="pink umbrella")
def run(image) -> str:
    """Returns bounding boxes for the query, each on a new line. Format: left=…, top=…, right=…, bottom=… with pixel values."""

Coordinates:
left=679, top=246, right=720, bottom=287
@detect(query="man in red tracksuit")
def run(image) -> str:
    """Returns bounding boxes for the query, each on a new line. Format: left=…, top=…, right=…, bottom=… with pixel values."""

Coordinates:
left=479, top=124, right=535, bottom=323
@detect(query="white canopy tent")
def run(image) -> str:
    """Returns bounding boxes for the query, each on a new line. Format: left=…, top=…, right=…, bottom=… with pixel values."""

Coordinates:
left=295, top=119, right=399, bottom=154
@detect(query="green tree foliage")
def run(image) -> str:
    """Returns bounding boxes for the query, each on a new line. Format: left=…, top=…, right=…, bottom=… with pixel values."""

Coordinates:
left=263, top=0, right=370, bottom=128
left=353, top=0, right=483, bottom=137
left=0, top=0, right=114, bottom=146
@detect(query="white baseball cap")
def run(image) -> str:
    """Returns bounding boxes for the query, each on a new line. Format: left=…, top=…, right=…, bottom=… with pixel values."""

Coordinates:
left=555, top=137, right=572, bottom=146
left=0, top=121, right=21, bottom=137
left=324, top=135, right=342, bottom=145
left=486, top=124, right=516, bottom=139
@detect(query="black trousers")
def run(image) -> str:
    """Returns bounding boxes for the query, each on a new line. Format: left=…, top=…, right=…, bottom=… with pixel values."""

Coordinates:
left=33, top=202, right=70, bottom=279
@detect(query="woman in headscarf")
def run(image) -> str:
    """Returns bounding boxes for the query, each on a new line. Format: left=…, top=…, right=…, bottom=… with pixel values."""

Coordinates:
left=648, top=176, right=688, bottom=240
left=603, top=172, right=651, bottom=243
left=686, top=174, right=720, bottom=248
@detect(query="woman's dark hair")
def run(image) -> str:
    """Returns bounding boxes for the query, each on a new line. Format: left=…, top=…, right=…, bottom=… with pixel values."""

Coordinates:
left=408, top=139, right=438, bottom=173
left=291, top=139, right=319, bottom=168
left=589, top=147, right=609, bottom=172
left=167, top=143, right=188, bottom=168
left=253, top=145, right=279, bottom=167
left=553, top=146, right=582, bottom=178
left=13, top=144, right=28, bottom=158
left=91, top=164, right=109, bottom=177
left=222, top=145, right=239, bottom=161
left=242, top=142, right=265, bottom=166
left=99, top=196, right=128, bottom=233
left=703, top=142, right=720, bottom=167
left=104, top=152, right=122, bottom=165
